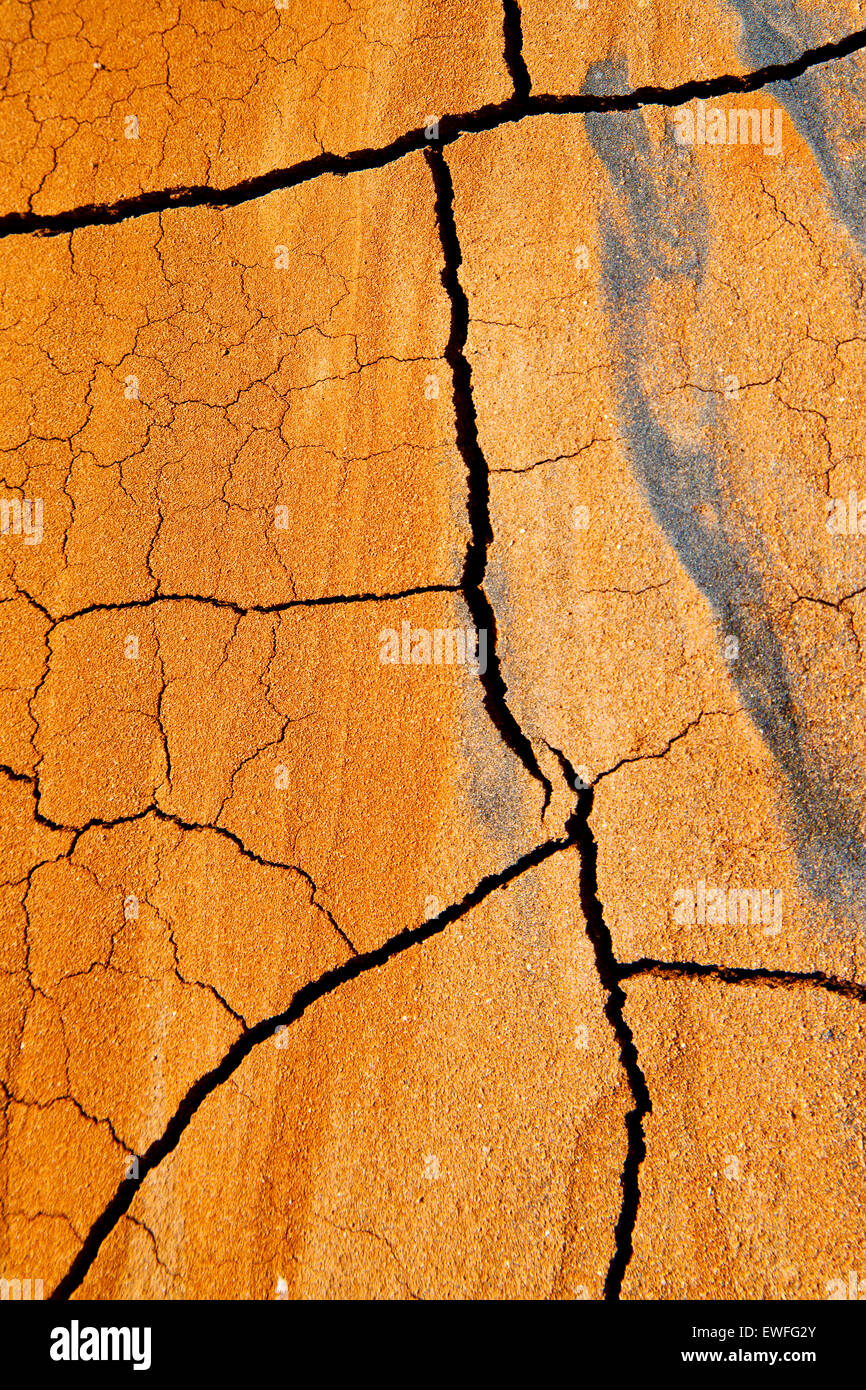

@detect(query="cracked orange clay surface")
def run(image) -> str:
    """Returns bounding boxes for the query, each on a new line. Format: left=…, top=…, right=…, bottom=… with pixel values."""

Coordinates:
left=1, top=0, right=866, bottom=1302
left=0, top=0, right=510, bottom=216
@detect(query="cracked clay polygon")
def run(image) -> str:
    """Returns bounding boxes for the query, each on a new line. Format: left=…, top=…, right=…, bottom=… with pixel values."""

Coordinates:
left=1, top=0, right=866, bottom=1302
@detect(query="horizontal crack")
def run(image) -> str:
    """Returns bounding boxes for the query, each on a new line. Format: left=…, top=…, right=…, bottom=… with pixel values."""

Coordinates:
left=0, top=768, right=357, bottom=955
left=619, top=957, right=866, bottom=1003
left=11, top=584, right=461, bottom=631
left=4, top=27, right=866, bottom=239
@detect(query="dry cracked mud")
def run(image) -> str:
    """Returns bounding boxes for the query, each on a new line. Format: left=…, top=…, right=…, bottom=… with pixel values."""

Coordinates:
left=1, top=0, right=865, bottom=1302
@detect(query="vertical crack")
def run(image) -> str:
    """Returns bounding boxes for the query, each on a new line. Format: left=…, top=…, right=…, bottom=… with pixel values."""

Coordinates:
left=425, top=144, right=650, bottom=1294
left=574, top=784, right=651, bottom=1299
left=548, top=743, right=651, bottom=1298
left=424, top=146, right=551, bottom=804
left=502, top=0, right=532, bottom=100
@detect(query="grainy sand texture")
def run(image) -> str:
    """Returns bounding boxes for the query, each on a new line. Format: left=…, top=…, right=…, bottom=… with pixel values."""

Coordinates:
left=1, top=0, right=865, bottom=1302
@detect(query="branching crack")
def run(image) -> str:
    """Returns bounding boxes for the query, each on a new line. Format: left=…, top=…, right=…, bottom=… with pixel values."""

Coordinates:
left=11, top=2, right=866, bottom=1303
left=50, top=828, right=576, bottom=1299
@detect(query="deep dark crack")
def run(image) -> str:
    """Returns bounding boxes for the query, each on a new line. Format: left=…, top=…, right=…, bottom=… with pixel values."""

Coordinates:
left=566, top=777, right=652, bottom=1300
left=3, top=27, right=866, bottom=239
left=8, top=14, right=866, bottom=1302
left=501, top=0, right=532, bottom=101
left=424, top=145, right=552, bottom=803
left=619, top=957, right=866, bottom=1003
